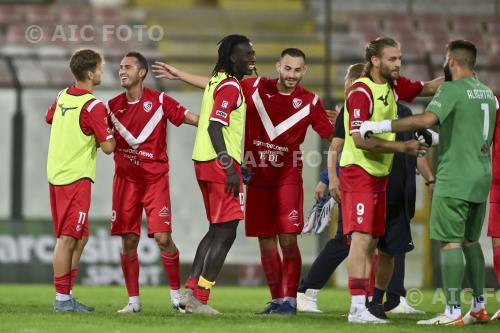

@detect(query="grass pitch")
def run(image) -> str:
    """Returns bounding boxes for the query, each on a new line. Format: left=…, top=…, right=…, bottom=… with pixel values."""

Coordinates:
left=0, top=284, right=499, bottom=333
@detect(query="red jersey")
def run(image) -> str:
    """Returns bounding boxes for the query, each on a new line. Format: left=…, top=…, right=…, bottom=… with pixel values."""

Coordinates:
left=45, top=86, right=112, bottom=143
left=346, top=76, right=424, bottom=134
left=490, top=95, right=500, bottom=202
left=108, top=87, right=187, bottom=183
left=241, top=77, right=333, bottom=186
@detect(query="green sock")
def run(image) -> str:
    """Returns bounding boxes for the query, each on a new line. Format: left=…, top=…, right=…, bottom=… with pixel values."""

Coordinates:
left=462, top=243, right=485, bottom=297
left=441, top=247, right=464, bottom=306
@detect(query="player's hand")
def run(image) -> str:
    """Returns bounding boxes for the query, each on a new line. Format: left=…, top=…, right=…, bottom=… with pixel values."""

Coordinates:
left=225, top=168, right=241, bottom=198
left=152, top=61, right=181, bottom=80
left=416, top=129, right=439, bottom=146
left=404, top=139, right=428, bottom=157
left=313, top=181, right=327, bottom=201
left=325, top=105, right=341, bottom=127
left=329, top=177, right=341, bottom=203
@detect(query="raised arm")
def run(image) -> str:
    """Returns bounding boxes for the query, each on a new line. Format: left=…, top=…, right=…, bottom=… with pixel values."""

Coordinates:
left=420, top=76, right=444, bottom=97
left=152, top=61, right=210, bottom=89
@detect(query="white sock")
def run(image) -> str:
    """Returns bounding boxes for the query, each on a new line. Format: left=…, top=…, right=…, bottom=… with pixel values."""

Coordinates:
left=56, top=293, right=71, bottom=301
left=472, top=295, right=485, bottom=312
left=129, top=296, right=140, bottom=304
left=351, top=295, right=366, bottom=310
left=272, top=298, right=284, bottom=304
left=446, top=305, right=461, bottom=320
left=284, top=297, right=297, bottom=307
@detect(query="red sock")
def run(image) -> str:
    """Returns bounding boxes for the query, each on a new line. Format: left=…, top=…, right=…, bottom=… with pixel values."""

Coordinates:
left=54, top=272, right=71, bottom=295
left=348, top=278, right=369, bottom=296
left=367, top=253, right=378, bottom=297
left=494, top=245, right=500, bottom=285
left=161, top=250, right=180, bottom=290
left=260, top=247, right=284, bottom=300
left=193, top=287, right=210, bottom=304
left=70, top=268, right=78, bottom=291
left=185, top=275, right=198, bottom=291
left=120, top=252, right=139, bottom=297
left=281, top=243, right=302, bottom=298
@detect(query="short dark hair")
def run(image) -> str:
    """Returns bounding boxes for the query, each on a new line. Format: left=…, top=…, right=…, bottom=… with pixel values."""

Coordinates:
left=364, top=37, right=400, bottom=73
left=212, top=34, right=251, bottom=77
left=446, top=40, right=477, bottom=69
left=69, top=49, right=103, bottom=81
left=280, top=48, right=306, bottom=62
left=125, top=51, right=149, bottom=79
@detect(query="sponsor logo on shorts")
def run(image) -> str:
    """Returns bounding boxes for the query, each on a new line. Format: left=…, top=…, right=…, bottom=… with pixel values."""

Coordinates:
left=357, top=217, right=363, bottom=224
left=288, top=209, right=299, bottom=221
left=143, top=101, right=153, bottom=112
left=216, top=110, right=228, bottom=118
left=159, top=206, right=170, bottom=217
left=293, top=223, right=300, bottom=227
left=292, top=98, right=302, bottom=109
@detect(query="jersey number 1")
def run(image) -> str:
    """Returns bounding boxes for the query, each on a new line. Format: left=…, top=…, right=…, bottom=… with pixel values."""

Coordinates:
left=481, top=103, right=489, bottom=141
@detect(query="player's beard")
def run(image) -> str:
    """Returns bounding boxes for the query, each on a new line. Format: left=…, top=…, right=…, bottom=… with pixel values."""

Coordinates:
left=443, top=62, right=452, bottom=81
left=380, top=63, right=398, bottom=82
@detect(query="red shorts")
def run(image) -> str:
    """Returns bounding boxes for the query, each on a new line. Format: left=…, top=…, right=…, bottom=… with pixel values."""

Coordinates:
left=245, top=184, right=303, bottom=237
left=197, top=180, right=244, bottom=223
left=49, top=178, right=91, bottom=239
left=340, top=165, right=387, bottom=237
left=488, top=202, right=500, bottom=237
left=111, top=174, right=172, bottom=237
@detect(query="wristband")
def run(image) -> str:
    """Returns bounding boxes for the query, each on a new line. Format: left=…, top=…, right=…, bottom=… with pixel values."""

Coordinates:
left=379, top=120, right=392, bottom=133
left=425, top=180, right=435, bottom=186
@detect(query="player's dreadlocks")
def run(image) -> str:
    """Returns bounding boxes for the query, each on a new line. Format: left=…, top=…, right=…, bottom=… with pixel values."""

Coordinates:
left=212, top=34, right=252, bottom=77
left=364, top=37, right=399, bottom=74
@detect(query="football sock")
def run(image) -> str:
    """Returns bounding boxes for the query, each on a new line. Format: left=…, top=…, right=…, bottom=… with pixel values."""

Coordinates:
left=161, top=250, right=181, bottom=290
left=54, top=272, right=71, bottom=297
left=446, top=304, right=462, bottom=320
left=281, top=243, right=302, bottom=298
left=194, top=276, right=215, bottom=304
left=367, top=253, right=378, bottom=297
left=372, top=288, right=385, bottom=305
left=298, top=238, right=349, bottom=292
left=441, top=248, right=464, bottom=307
left=120, top=251, right=140, bottom=297
left=348, top=277, right=368, bottom=297
left=128, top=296, right=140, bottom=304
left=493, top=244, right=500, bottom=284
left=260, top=247, right=284, bottom=300
left=472, top=295, right=485, bottom=312
left=462, top=243, right=485, bottom=299
left=69, top=268, right=78, bottom=293
left=185, top=275, right=198, bottom=291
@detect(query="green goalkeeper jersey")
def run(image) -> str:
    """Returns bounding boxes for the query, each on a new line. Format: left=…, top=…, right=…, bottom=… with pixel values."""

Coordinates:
left=426, top=77, right=497, bottom=202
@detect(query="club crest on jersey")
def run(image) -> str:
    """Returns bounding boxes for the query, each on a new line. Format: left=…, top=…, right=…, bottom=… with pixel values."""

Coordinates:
left=292, top=98, right=302, bottom=109
left=143, top=101, right=153, bottom=112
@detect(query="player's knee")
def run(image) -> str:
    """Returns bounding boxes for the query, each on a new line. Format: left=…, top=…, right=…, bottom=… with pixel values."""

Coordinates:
left=57, top=236, right=78, bottom=251
left=154, top=232, right=176, bottom=252
left=122, top=233, right=140, bottom=252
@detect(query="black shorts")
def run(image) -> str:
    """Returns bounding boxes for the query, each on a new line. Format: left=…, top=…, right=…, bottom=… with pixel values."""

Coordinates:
left=377, top=204, right=414, bottom=255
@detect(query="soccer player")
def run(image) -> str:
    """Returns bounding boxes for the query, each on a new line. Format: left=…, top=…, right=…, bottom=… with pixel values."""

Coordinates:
left=154, top=48, right=334, bottom=315
left=107, top=52, right=199, bottom=313
left=339, top=37, right=442, bottom=324
left=298, top=64, right=433, bottom=316
left=175, top=34, right=255, bottom=314
left=487, top=93, right=500, bottom=321
left=46, top=49, right=115, bottom=312
left=360, top=40, right=497, bottom=326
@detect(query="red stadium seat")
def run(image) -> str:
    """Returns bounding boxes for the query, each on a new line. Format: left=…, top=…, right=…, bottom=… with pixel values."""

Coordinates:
left=0, top=5, right=23, bottom=25
left=25, top=5, right=55, bottom=24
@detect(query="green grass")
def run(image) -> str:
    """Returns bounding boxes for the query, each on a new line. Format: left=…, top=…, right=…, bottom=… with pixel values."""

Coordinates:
left=0, top=285, right=499, bottom=333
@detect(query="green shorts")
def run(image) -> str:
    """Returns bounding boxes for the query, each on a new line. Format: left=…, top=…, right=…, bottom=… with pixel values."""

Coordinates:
left=429, top=196, right=486, bottom=243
